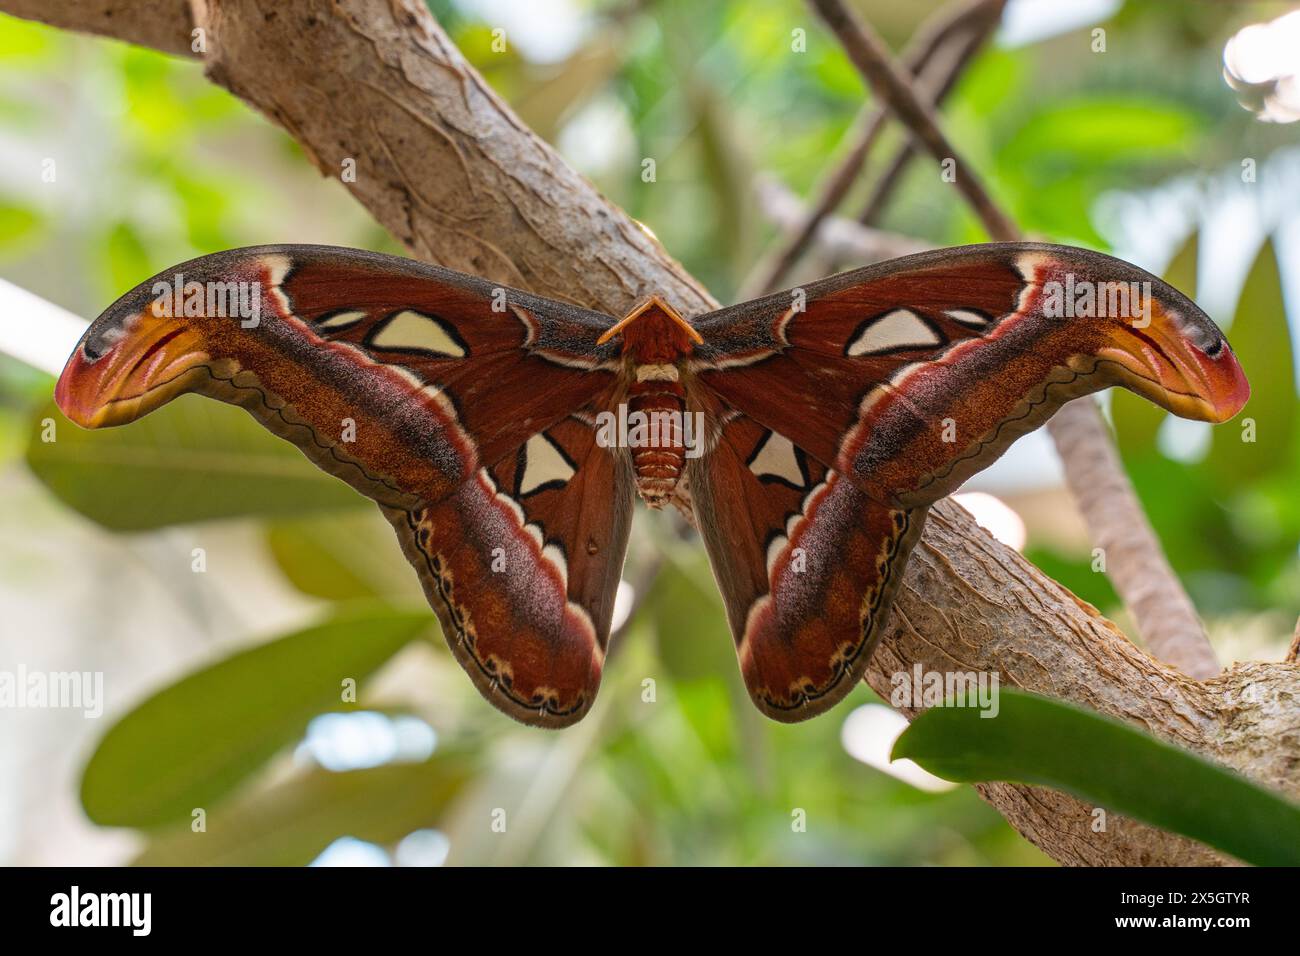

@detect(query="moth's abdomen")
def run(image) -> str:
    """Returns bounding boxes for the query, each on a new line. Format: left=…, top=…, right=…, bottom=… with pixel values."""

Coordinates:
left=628, top=375, right=686, bottom=507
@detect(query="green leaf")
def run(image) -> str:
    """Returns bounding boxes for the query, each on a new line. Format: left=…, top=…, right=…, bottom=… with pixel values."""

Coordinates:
left=1207, top=239, right=1296, bottom=487
left=0, top=17, right=52, bottom=61
left=26, top=397, right=366, bottom=530
left=101, top=222, right=152, bottom=302
left=80, top=605, right=435, bottom=828
left=893, top=689, right=1300, bottom=866
left=133, top=754, right=474, bottom=866
left=649, top=547, right=733, bottom=682
left=265, top=510, right=423, bottom=602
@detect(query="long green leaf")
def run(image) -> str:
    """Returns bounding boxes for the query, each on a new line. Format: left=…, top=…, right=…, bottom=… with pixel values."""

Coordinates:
left=133, top=755, right=474, bottom=866
left=26, top=397, right=365, bottom=530
left=892, top=689, right=1300, bottom=866
left=81, top=605, right=435, bottom=828
left=265, top=510, right=423, bottom=602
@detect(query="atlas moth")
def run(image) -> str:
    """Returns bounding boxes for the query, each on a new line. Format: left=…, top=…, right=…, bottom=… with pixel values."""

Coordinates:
left=56, top=243, right=1249, bottom=727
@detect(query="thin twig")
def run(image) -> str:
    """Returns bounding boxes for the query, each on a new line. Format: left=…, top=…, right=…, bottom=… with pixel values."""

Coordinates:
left=1047, top=403, right=1219, bottom=677
left=854, top=10, right=1000, bottom=233
left=808, top=0, right=1219, bottom=677
left=739, top=0, right=1003, bottom=299
left=810, top=0, right=1019, bottom=241
left=755, top=175, right=930, bottom=263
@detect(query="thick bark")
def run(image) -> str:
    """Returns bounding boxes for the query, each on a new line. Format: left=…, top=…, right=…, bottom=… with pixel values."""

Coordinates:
left=4, top=0, right=1297, bottom=865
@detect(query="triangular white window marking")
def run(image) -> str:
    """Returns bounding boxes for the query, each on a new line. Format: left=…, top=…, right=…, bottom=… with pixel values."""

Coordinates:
left=519, top=432, right=576, bottom=496
left=846, top=309, right=941, bottom=356
left=317, top=309, right=368, bottom=330
left=749, top=431, right=804, bottom=486
left=945, top=308, right=990, bottom=328
left=370, top=310, right=467, bottom=357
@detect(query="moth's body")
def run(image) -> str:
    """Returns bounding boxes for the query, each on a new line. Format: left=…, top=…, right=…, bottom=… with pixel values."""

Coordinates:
left=598, top=295, right=702, bottom=507
left=55, top=242, right=1250, bottom=728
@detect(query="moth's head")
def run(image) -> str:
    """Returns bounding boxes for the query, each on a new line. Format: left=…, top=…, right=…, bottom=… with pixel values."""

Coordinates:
left=56, top=294, right=211, bottom=429
left=56, top=258, right=269, bottom=428
left=1108, top=298, right=1250, bottom=424
left=1025, top=251, right=1249, bottom=424
left=596, top=294, right=702, bottom=364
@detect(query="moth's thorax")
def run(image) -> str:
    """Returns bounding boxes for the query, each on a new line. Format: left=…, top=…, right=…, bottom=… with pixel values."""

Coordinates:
left=597, top=294, right=702, bottom=362
left=598, top=295, right=702, bottom=508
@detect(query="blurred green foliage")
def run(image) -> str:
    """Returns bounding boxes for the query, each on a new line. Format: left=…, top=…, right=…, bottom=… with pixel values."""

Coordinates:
left=81, top=606, right=435, bottom=827
left=1, top=0, right=1297, bottom=866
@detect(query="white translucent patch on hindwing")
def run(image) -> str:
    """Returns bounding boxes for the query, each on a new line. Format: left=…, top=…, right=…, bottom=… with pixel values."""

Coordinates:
left=846, top=309, right=941, bottom=356
left=519, top=432, right=576, bottom=496
left=317, top=309, right=368, bottom=330
left=748, top=430, right=804, bottom=487
left=479, top=470, right=584, bottom=633
left=945, top=309, right=990, bottom=328
left=370, top=310, right=467, bottom=357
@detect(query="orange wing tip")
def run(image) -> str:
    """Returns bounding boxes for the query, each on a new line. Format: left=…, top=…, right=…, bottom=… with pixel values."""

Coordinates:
left=1097, top=291, right=1252, bottom=425
left=1206, top=348, right=1251, bottom=423
left=55, top=310, right=209, bottom=428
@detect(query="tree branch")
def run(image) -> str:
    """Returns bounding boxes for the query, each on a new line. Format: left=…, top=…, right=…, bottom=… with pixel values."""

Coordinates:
left=0, top=0, right=196, bottom=57
left=808, top=0, right=1220, bottom=678
left=809, top=0, right=1018, bottom=241
left=6, top=0, right=1296, bottom=864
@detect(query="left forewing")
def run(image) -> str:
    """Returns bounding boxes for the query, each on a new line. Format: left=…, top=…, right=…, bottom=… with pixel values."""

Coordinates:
left=55, top=244, right=621, bottom=510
